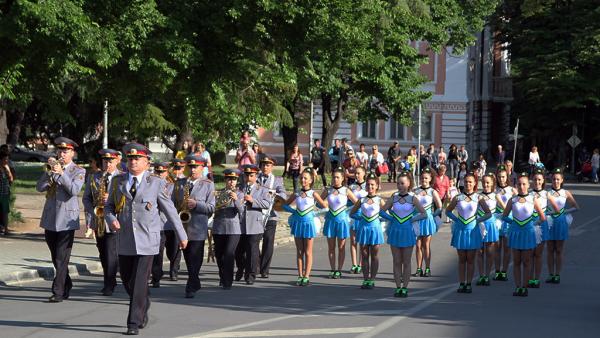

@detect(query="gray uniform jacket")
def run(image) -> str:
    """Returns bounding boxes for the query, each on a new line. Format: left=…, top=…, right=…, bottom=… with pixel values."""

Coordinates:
left=171, top=178, right=215, bottom=241
left=212, top=189, right=244, bottom=235
left=104, top=172, right=187, bottom=256
left=82, top=170, right=121, bottom=233
left=36, top=162, right=85, bottom=232
left=159, top=180, right=175, bottom=231
left=258, top=173, right=287, bottom=221
left=240, top=184, right=271, bottom=235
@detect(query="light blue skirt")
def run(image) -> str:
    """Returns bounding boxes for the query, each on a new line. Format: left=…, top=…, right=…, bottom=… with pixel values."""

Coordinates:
left=451, top=221, right=483, bottom=250
left=289, top=212, right=317, bottom=239
left=482, top=215, right=501, bottom=243
left=533, top=216, right=549, bottom=242
left=387, top=221, right=417, bottom=248
left=497, top=212, right=511, bottom=237
left=547, top=213, right=573, bottom=241
left=323, top=210, right=350, bottom=239
left=508, top=221, right=537, bottom=250
left=355, top=218, right=384, bottom=245
left=418, top=211, right=438, bottom=237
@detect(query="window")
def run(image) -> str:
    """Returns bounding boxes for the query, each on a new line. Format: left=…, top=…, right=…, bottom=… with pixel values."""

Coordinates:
left=411, top=110, right=432, bottom=142
left=389, top=118, right=405, bottom=140
left=273, top=122, right=282, bottom=138
left=360, top=120, right=377, bottom=139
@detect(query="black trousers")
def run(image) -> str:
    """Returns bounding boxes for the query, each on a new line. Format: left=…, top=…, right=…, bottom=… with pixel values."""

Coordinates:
left=183, top=240, right=205, bottom=293
left=44, top=230, right=75, bottom=298
left=235, top=234, right=263, bottom=282
left=151, top=231, right=167, bottom=283
left=95, top=231, right=119, bottom=292
left=164, top=230, right=182, bottom=278
left=213, top=234, right=241, bottom=287
left=260, top=220, right=278, bottom=275
left=119, top=255, right=153, bottom=329
left=388, top=161, right=397, bottom=181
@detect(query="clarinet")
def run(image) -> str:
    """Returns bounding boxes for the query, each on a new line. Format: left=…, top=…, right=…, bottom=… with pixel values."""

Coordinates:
left=245, top=185, right=253, bottom=207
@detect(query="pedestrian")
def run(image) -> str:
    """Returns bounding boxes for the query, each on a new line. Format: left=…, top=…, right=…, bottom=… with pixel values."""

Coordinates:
left=235, top=133, right=256, bottom=171
left=447, top=144, right=459, bottom=179
left=175, top=139, right=192, bottom=160
left=428, top=144, right=438, bottom=169
left=192, top=142, right=212, bottom=180
left=322, top=166, right=358, bottom=279
left=438, top=146, right=447, bottom=167
left=433, top=164, right=450, bottom=223
left=446, top=172, right=492, bottom=293
left=252, top=143, right=266, bottom=164
left=350, top=173, right=385, bottom=289
left=387, top=142, right=402, bottom=182
left=36, top=137, right=86, bottom=303
left=493, top=164, right=517, bottom=281
left=356, top=143, right=369, bottom=168
left=310, top=139, right=327, bottom=187
left=104, top=143, right=188, bottom=335
left=0, top=152, right=14, bottom=236
left=285, top=143, right=304, bottom=193
left=82, top=149, right=123, bottom=295
left=380, top=171, right=427, bottom=297
left=503, top=172, right=546, bottom=297
left=149, top=161, right=173, bottom=288
left=328, top=139, right=342, bottom=169
left=475, top=173, right=500, bottom=287
left=343, top=149, right=361, bottom=185
left=457, top=162, right=468, bottom=192
left=339, top=138, right=353, bottom=165
left=505, top=159, right=518, bottom=186
left=258, top=156, right=287, bottom=279
left=477, top=154, right=487, bottom=178
left=545, top=168, right=579, bottom=284
left=368, top=145, right=385, bottom=186
left=528, top=146, right=541, bottom=175
left=458, top=145, right=469, bottom=164
left=348, top=167, right=367, bottom=274
left=412, top=167, right=442, bottom=277
left=497, top=145, right=506, bottom=165
left=283, top=167, right=327, bottom=286
left=173, top=155, right=215, bottom=298
left=591, top=148, right=599, bottom=183
left=212, top=169, right=244, bottom=289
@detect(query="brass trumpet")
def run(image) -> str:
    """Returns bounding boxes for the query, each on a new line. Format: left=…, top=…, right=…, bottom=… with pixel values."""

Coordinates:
left=44, top=158, right=64, bottom=172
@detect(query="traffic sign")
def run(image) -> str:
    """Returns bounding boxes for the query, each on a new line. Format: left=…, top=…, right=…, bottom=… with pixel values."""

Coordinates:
left=567, top=135, right=581, bottom=148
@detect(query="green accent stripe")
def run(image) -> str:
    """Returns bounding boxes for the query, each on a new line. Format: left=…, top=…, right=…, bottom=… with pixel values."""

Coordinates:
left=423, top=204, right=432, bottom=211
left=477, top=209, right=485, bottom=217
left=495, top=206, right=504, bottom=213
left=296, top=206, right=314, bottom=217
left=457, top=214, right=476, bottom=224
left=513, top=216, right=533, bottom=226
left=551, top=208, right=565, bottom=218
left=361, top=214, right=379, bottom=223
left=390, top=210, right=413, bottom=224
left=328, top=206, right=347, bottom=217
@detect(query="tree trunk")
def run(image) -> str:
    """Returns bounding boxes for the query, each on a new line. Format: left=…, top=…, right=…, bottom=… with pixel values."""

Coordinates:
left=0, top=100, right=8, bottom=144
left=6, top=108, right=24, bottom=146
left=321, top=91, right=345, bottom=174
left=281, top=100, right=299, bottom=174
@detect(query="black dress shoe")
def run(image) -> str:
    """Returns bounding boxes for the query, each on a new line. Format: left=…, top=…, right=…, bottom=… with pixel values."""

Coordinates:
left=138, top=314, right=148, bottom=329
left=101, top=288, right=114, bottom=296
left=185, top=291, right=195, bottom=298
left=235, top=270, right=243, bottom=281
left=246, top=279, right=255, bottom=285
left=63, top=287, right=71, bottom=300
left=151, top=280, right=160, bottom=288
left=48, top=295, right=63, bottom=303
left=260, top=273, right=269, bottom=279
left=124, top=327, right=139, bottom=335
left=222, top=285, right=232, bottom=290
left=170, top=275, right=178, bottom=282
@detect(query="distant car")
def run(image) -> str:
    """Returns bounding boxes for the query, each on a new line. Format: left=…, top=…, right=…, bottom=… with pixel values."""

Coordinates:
left=10, top=146, right=53, bottom=162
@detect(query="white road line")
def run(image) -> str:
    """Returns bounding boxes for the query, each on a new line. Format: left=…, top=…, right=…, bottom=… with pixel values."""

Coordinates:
left=176, top=283, right=455, bottom=338
left=354, top=286, right=458, bottom=338
left=198, top=327, right=374, bottom=337
left=570, top=214, right=600, bottom=236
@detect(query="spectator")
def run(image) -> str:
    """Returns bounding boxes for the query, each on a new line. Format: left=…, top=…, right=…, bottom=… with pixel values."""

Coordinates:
left=339, top=138, right=353, bottom=165
left=328, top=139, right=342, bottom=169
left=505, top=159, right=518, bottom=186
left=193, top=142, right=213, bottom=179
left=497, top=145, right=506, bottom=165
left=343, top=149, right=361, bottom=185
left=175, top=139, right=192, bottom=159
left=407, top=146, right=417, bottom=177
left=458, top=144, right=469, bottom=164
left=447, top=144, right=459, bottom=179
left=387, top=141, right=401, bottom=182
left=285, top=143, right=304, bottom=193
left=310, top=139, right=327, bottom=187
left=0, top=152, right=13, bottom=235
left=477, top=154, right=487, bottom=178
left=433, top=164, right=450, bottom=203
left=457, top=161, right=468, bottom=192
left=355, top=143, right=369, bottom=168
left=437, top=146, right=447, bottom=167
left=368, top=144, right=385, bottom=185
left=419, top=144, right=430, bottom=170
left=235, top=133, right=256, bottom=170
left=253, top=143, right=267, bottom=164
left=591, top=148, right=599, bottom=184
left=528, top=146, right=540, bottom=174
left=0, top=145, right=16, bottom=178
left=427, top=144, right=438, bottom=169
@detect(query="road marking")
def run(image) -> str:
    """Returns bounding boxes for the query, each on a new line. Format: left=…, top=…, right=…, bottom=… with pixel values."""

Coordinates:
left=197, top=327, right=374, bottom=337
left=176, top=283, right=455, bottom=338
left=570, top=214, right=600, bottom=236
left=355, top=286, right=458, bottom=338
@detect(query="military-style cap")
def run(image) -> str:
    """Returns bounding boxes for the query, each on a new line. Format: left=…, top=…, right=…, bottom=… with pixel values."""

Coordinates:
left=185, top=155, right=206, bottom=166
left=153, top=161, right=170, bottom=172
left=54, top=137, right=78, bottom=149
left=260, top=156, right=276, bottom=165
left=223, top=168, right=241, bottom=178
left=171, top=158, right=186, bottom=168
left=122, top=142, right=151, bottom=158
left=243, top=164, right=260, bottom=174
left=99, top=148, right=119, bottom=159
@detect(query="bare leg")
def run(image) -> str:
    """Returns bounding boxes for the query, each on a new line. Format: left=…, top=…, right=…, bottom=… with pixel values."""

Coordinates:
left=423, top=235, right=432, bottom=268
left=555, top=240, right=565, bottom=275
left=486, top=243, right=496, bottom=276
left=512, top=249, right=522, bottom=287
left=350, top=229, right=360, bottom=267
left=370, top=245, right=380, bottom=279
left=415, top=237, right=423, bottom=270
left=466, top=250, right=476, bottom=282
left=337, top=238, right=346, bottom=271
left=522, top=249, right=533, bottom=287
left=402, top=247, right=414, bottom=288
left=391, top=247, right=402, bottom=287
left=546, top=240, right=556, bottom=275
left=477, top=248, right=485, bottom=277
left=494, top=237, right=503, bottom=272
left=294, top=238, right=303, bottom=277
left=361, top=245, right=370, bottom=280
left=532, top=242, right=544, bottom=280
left=502, top=237, right=511, bottom=272
left=327, top=237, right=336, bottom=271
left=305, top=239, right=314, bottom=278
left=457, top=250, right=466, bottom=283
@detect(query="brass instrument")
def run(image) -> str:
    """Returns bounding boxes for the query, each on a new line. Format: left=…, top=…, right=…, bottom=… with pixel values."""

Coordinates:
left=44, top=158, right=64, bottom=172
left=94, top=173, right=109, bottom=238
left=45, top=158, right=64, bottom=198
left=178, top=181, right=192, bottom=225
left=215, top=189, right=234, bottom=210
left=167, top=170, right=177, bottom=183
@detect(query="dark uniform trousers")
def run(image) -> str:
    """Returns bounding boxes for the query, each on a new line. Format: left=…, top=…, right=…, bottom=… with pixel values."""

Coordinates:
left=213, top=234, right=241, bottom=287
left=164, top=230, right=182, bottom=278
left=119, top=255, right=153, bottom=329
left=183, top=240, right=205, bottom=292
left=45, top=230, right=75, bottom=298
left=260, top=220, right=278, bottom=275
left=151, top=231, right=167, bottom=283
left=95, top=231, right=119, bottom=292
left=235, top=234, right=263, bottom=282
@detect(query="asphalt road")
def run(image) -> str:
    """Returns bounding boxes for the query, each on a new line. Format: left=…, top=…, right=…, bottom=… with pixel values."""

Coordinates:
left=0, top=183, right=599, bottom=338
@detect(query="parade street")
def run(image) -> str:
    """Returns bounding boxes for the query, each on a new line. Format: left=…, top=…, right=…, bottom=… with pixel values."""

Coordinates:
left=0, top=183, right=599, bottom=338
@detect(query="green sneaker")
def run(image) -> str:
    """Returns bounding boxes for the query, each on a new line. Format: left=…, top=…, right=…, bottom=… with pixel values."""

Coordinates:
left=394, top=287, right=403, bottom=297
left=424, top=267, right=431, bottom=277
left=513, top=287, right=521, bottom=296
left=493, top=271, right=501, bottom=280
left=328, top=270, right=336, bottom=279
left=476, top=276, right=485, bottom=286
left=361, top=280, right=370, bottom=289
left=413, top=268, right=423, bottom=277
left=367, top=280, right=375, bottom=289
left=527, top=279, right=536, bottom=288
left=483, top=276, right=491, bottom=286
left=356, top=265, right=362, bottom=273
left=301, top=277, right=310, bottom=286
left=464, top=283, right=472, bottom=293
left=553, top=275, right=560, bottom=284
left=334, top=271, right=342, bottom=279
left=500, top=271, right=508, bottom=281
left=350, top=265, right=357, bottom=274
left=545, top=274, right=555, bottom=283
left=457, top=283, right=465, bottom=293
left=295, top=276, right=303, bottom=286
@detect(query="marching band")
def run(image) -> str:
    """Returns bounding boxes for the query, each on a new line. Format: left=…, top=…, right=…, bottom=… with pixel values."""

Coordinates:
left=35, top=137, right=580, bottom=335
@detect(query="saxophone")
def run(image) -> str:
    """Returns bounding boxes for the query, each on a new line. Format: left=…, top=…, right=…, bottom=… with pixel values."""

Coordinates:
left=94, top=173, right=109, bottom=238
left=178, top=181, right=192, bottom=227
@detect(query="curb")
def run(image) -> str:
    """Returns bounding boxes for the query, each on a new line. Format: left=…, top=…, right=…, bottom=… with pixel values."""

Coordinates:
left=1, top=261, right=103, bottom=286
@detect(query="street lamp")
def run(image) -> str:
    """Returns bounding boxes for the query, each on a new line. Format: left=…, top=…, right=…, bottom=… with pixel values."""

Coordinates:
left=468, top=55, right=476, bottom=157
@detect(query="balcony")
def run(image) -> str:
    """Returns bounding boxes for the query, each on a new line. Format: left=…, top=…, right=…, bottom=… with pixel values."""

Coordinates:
left=491, top=76, right=513, bottom=101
